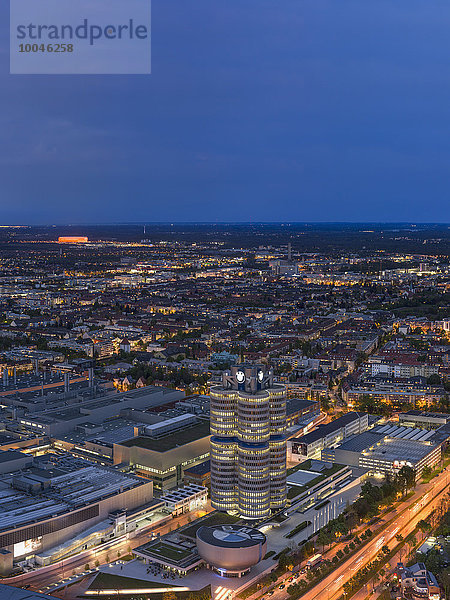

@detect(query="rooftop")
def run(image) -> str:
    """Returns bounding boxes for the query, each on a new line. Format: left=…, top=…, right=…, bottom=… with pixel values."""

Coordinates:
left=196, top=525, right=266, bottom=548
left=0, top=455, right=148, bottom=533
left=184, top=460, right=210, bottom=475
left=336, top=431, right=384, bottom=453
left=0, top=449, right=28, bottom=464
left=293, top=412, right=367, bottom=445
left=0, top=584, right=57, bottom=600
left=120, top=419, right=210, bottom=452
left=362, top=438, right=436, bottom=464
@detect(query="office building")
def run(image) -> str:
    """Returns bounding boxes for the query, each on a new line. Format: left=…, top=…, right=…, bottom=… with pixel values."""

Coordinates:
left=399, top=410, right=450, bottom=430
left=288, top=412, right=369, bottom=460
left=210, top=364, right=287, bottom=520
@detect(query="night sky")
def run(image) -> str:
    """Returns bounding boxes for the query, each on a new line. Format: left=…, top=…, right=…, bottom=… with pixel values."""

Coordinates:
left=2, top=1, right=450, bottom=224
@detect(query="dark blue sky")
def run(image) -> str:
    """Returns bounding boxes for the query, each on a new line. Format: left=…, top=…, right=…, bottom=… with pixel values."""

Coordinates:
left=2, top=1, right=450, bottom=224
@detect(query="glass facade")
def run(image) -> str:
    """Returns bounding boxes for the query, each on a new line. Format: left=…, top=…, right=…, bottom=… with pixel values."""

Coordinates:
left=210, top=364, right=287, bottom=519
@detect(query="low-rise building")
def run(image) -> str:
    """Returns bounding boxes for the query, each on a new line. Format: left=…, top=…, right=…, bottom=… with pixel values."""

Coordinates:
left=288, top=412, right=369, bottom=460
left=399, top=410, right=450, bottom=430
left=113, top=419, right=210, bottom=490
left=323, top=423, right=444, bottom=480
left=0, top=454, right=153, bottom=574
left=400, top=562, right=441, bottom=600
left=161, top=484, right=208, bottom=516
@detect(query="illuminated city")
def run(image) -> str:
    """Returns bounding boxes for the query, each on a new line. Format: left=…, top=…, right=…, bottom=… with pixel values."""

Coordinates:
left=0, top=224, right=448, bottom=600
left=2, top=1, right=450, bottom=599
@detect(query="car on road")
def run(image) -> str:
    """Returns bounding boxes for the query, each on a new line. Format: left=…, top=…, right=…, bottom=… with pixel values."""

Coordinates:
left=279, top=584, right=285, bottom=589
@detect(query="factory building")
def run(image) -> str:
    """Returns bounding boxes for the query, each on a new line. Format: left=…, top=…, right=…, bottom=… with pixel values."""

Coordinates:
left=0, top=454, right=153, bottom=575
left=322, top=422, right=446, bottom=480
left=399, top=410, right=450, bottom=430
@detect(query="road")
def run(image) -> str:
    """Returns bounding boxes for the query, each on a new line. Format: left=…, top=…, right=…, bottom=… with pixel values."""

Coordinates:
left=8, top=469, right=449, bottom=599
left=7, top=506, right=213, bottom=593
left=255, top=467, right=449, bottom=600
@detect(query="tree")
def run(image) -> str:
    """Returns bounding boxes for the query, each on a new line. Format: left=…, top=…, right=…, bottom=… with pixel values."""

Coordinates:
left=417, top=520, right=431, bottom=539
left=317, top=529, right=333, bottom=551
left=343, top=581, right=352, bottom=597
left=278, top=552, right=291, bottom=572
left=441, top=570, right=450, bottom=600
left=407, top=535, right=417, bottom=556
left=421, top=466, right=433, bottom=481
left=396, top=465, right=416, bottom=495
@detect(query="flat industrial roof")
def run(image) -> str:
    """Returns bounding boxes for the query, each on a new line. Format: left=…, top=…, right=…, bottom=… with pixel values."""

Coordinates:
left=336, top=432, right=384, bottom=453
left=0, top=584, right=57, bottom=599
left=286, top=398, right=319, bottom=414
left=120, top=419, right=210, bottom=452
left=362, top=438, right=436, bottom=464
left=0, top=449, right=28, bottom=464
left=0, top=457, right=147, bottom=533
left=184, top=460, right=210, bottom=475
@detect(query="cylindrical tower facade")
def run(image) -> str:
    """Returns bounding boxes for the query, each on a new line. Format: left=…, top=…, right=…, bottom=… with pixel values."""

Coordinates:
left=210, top=437, right=238, bottom=512
left=237, top=391, right=271, bottom=519
left=238, top=442, right=270, bottom=519
left=269, top=436, right=287, bottom=509
left=210, top=387, right=239, bottom=512
left=210, top=364, right=287, bottom=520
left=268, top=386, right=287, bottom=510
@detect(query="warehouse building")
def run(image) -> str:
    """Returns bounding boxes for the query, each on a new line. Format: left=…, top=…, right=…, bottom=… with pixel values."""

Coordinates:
left=14, top=385, right=184, bottom=437
left=322, top=422, right=444, bottom=479
left=286, top=398, right=320, bottom=428
left=113, top=418, right=210, bottom=491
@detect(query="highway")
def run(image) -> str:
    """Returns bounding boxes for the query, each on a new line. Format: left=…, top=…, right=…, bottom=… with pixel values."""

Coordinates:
left=7, top=468, right=449, bottom=600
left=257, top=467, right=449, bottom=600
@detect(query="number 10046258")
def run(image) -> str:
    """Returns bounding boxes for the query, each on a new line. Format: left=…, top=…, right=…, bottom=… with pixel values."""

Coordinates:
left=19, top=43, right=74, bottom=52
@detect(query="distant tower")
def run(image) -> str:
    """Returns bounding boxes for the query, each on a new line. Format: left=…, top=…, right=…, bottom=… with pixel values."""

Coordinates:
left=143, top=224, right=146, bottom=235
left=210, top=364, right=287, bottom=520
left=287, top=242, right=292, bottom=262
